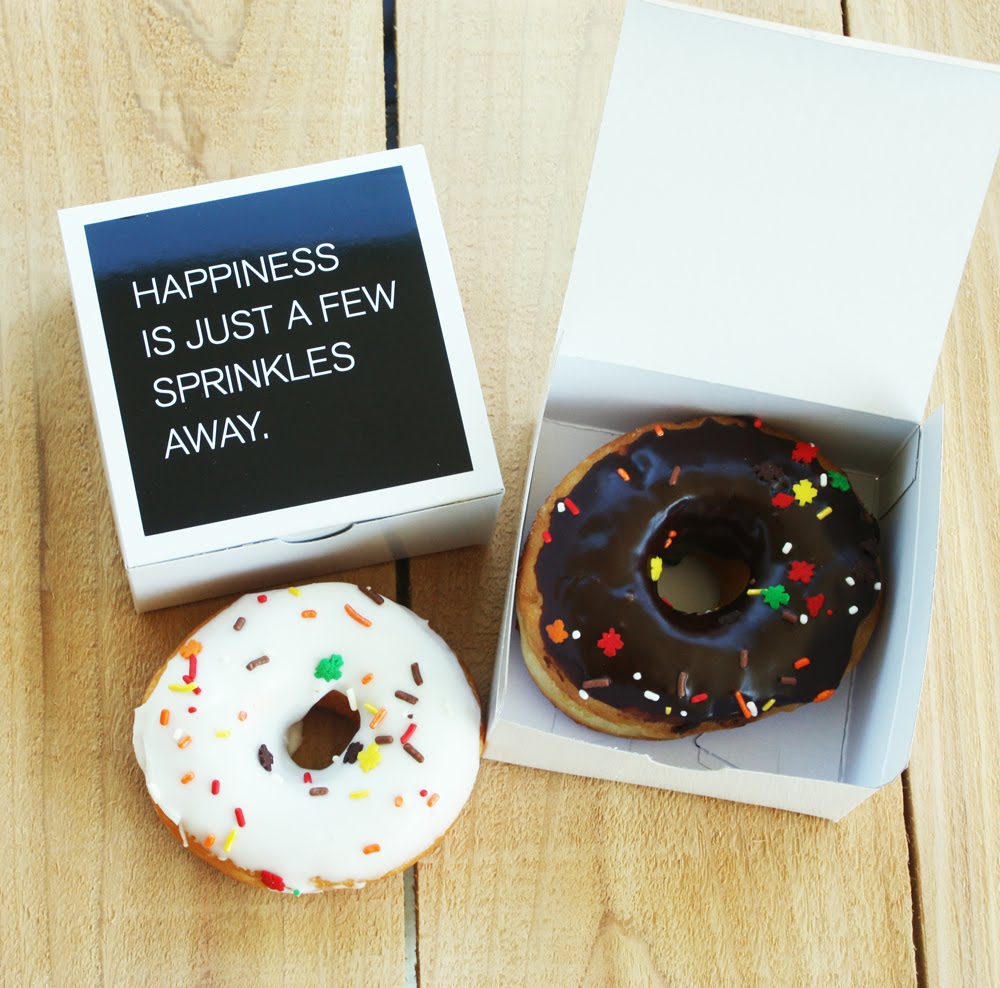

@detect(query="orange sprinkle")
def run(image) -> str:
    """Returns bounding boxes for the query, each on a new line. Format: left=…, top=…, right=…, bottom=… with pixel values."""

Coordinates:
left=734, top=691, right=752, bottom=720
left=362, top=673, right=374, bottom=685
left=180, top=772, right=195, bottom=785
left=394, top=796, right=404, bottom=807
left=344, top=603, right=372, bottom=627
left=203, top=834, right=216, bottom=849
left=179, top=639, right=202, bottom=658
left=814, top=689, right=836, bottom=703
left=370, top=707, right=388, bottom=729
left=427, top=793, right=440, bottom=807
left=177, top=735, right=192, bottom=749
left=654, top=425, right=664, bottom=436
left=301, top=609, right=317, bottom=619
left=617, top=468, right=631, bottom=482
left=159, top=709, right=170, bottom=726
left=363, top=844, right=381, bottom=855
left=794, top=657, right=811, bottom=670
left=238, top=710, right=248, bottom=721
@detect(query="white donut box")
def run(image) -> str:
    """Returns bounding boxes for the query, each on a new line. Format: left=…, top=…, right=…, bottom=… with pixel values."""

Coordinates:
left=487, top=0, right=1000, bottom=819
left=59, top=147, right=503, bottom=612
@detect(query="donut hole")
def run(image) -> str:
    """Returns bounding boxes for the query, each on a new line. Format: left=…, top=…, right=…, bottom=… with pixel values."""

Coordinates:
left=286, top=690, right=361, bottom=770
left=657, top=552, right=751, bottom=614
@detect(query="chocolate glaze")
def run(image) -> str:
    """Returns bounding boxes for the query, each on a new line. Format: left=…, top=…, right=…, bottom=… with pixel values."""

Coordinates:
left=531, top=418, right=881, bottom=734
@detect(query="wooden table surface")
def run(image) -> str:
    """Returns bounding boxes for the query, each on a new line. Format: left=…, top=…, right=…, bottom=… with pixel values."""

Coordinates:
left=3, top=1, right=998, bottom=985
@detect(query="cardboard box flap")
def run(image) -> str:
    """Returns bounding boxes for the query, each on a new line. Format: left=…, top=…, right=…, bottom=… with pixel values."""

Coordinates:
left=559, top=0, right=1000, bottom=422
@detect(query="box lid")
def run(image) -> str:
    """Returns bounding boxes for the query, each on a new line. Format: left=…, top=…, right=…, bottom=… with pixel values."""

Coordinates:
left=559, top=0, right=1000, bottom=422
left=60, top=147, right=502, bottom=568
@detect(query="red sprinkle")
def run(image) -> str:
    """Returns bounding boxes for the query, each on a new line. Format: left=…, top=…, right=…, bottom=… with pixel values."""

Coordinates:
left=400, top=723, right=417, bottom=745
left=235, top=807, right=246, bottom=828
left=182, top=675, right=193, bottom=684
left=754, top=418, right=763, bottom=428
left=772, top=492, right=795, bottom=509
left=419, top=789, right=428, bottom=797
left=542, top=530, right=552, bottom=544
left=188, top=655, right=197, bottom=681
left=211, top=779, right=220, bottom=795
left=794, top=657, right=811, bottom=670
left=303, top=772, right=312, bottom=784
left=690, top=693, right=708, bottom=704
left=260, top=870, right=285, bottom=892
left=257, top=594, right=268, bottom=603
left=564, top=497, right=580, bottom=515
left=188, top=706, right=197, bottom=714
left=192, top=687, right=201, bottom=695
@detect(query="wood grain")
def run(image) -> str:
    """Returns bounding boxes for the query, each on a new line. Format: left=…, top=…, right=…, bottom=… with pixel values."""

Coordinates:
left=843, top=3, right=1000, bottom=984
left=398, top=1, right=916, bottom=985
left=0, top=1, right=404, bottom=984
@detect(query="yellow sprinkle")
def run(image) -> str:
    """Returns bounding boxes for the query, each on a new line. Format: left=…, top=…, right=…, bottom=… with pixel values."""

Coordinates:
left=664, top=706, right=672, bottom=716
left=649, top=556, right=663, bottom=582
left=288, top=586, right=302, bottom=596
left=816, top=506, right=833, bottom=520
left=215, top=730, right=231, bottom=738
left=762, top=698, right=776, bottom=712
left=223, top=828, right=237, bottom=854
left=168, top=682, right=198, bottom=692
left=745, top=588, right=762, bottom=596
left=363, top=703, right=380, bottom=716
left=349, top=790, right=370, bottom=799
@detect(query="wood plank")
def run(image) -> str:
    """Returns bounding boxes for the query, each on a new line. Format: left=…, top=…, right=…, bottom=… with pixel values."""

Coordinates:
left=398, top=1, right=917, bottom=985
left=843, top=1, right=1000, bottom=983
left=0, top=2, right=402, bottom=984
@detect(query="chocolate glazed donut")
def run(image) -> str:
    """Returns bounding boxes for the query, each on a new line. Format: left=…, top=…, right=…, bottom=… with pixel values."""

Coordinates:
left=516, top=416, right=883, bottom=738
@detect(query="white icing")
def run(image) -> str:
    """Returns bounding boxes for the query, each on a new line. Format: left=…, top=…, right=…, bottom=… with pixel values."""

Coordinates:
left=133, top=583, right=481, bottom=894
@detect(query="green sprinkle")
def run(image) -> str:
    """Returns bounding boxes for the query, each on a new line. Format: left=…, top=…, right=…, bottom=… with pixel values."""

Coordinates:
left=828, top=471, right=850, bottom=491
left=760, top=585, right=791, bottom=610
left=314, top=654, right=344, bottom=682
left=293, top=889, right=301, bottom=896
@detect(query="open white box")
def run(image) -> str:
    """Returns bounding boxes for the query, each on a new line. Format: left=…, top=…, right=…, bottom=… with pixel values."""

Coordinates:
left=487, top=0, right=1000, bottom=819
left=60, top=147, right=503, bottom=611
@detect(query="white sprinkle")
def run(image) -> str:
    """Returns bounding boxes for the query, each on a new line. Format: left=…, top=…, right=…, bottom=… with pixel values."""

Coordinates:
left=556, top=502, right=566, bottom=513
left=172, top=729, right=182, bottom=741
left=781, top=542, right=792, bottom=555
left=820, top=473, right=828, bottom=487
left=571, top=630, right=581, bottom=640
left=746, top=700, right=759, bottom=718
left=849, top=605, right=859, bottom=615
left=874, top=581, right=882, bottom=591
left=643, top=690, right=660, bottom=702
left=799, top=614, right=808, bottom=625
left=680, top=710, right=688, bottom=717
left=633, top=671, right=642, bottom=681
left=845, top=576, right=856, bottom=586
left=346, top=688, right=357, bottom=712
left=578, top=689, right=589, bottom=700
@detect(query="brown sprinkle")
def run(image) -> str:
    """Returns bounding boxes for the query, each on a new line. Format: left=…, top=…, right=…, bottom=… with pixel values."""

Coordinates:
left=581, top=677, right=611, bottom=689
left=394, top=690, right=419, bottom=705
left=233, top=616, right=246, bottom=631
left=358, top=585, right=385, bottom=606
left=258, top=744, right=273, bottom=772
left=739, top=649, right=749, bottom=670
left=669, top=465, right=681, bottom=486
left=375, top=735, right=394, bottom=745
left=403, top=743, right=424, bottom=763
left=411, top=662, right=423, bottom=686
left=677, top=671, right=688, bottom=696
left=343, top=741, right=363, bottom=765
left=780, top=676, right=798, bottom=686
left=309, top=787, right=329, bottom=797
left=246, top=655, right=270, bottom=671
left=781, top=610, right=799, bottom=624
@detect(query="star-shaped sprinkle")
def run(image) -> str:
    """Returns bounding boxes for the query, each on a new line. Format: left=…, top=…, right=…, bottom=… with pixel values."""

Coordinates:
left=546, top=619, right=569, bottom=644
left=828, top=471, right=850, bottom=491
left=792, top=479, right=818, bottom=506
left=787, top=560, right=815, bottom=584
left=357, top=742, right=382, bottom=773
left=314, top=655, right=344, bottom=682
left=179, top=639, right=202, bottom=658
left=772, top=492, right=795, bottom=509
left=754, top=461, right=784, bottom=483
left=791, top=442, right=819, bottom=464
left=597, top=628, right=624, bottom=657
left=804, top=593, right=826, bottom=618
left=649, top=556, right=663, bottom=582
left=760, top=585, right=790, bottom=610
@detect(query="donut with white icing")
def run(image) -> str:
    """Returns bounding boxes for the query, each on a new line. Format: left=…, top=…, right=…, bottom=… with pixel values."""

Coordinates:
left=133, top=582, right=482, bottom=893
